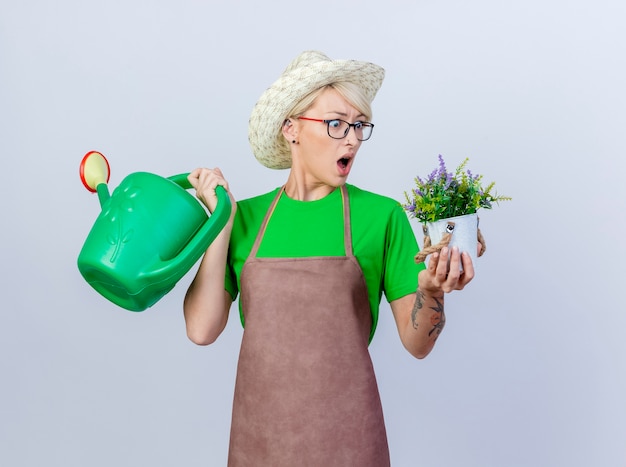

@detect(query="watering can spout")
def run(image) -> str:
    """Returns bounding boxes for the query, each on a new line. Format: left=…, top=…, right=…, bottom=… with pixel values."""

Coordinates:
left=79, top=151, right=111, bottom=205
left=95, top=183, right=111, bottom=206
left=77, top=151, right=231, bottom=311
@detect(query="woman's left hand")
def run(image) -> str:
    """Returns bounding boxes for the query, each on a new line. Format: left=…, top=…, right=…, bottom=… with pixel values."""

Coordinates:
left=418, top=246, right=475, bottom=295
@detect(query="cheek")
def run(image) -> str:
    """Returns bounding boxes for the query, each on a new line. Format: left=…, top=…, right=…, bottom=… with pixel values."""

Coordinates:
left=307, top=138, right=334, bottom=160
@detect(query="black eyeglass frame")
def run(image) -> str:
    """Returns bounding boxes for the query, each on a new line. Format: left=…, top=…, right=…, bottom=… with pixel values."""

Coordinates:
left=297, top=117, right=375, bottom=141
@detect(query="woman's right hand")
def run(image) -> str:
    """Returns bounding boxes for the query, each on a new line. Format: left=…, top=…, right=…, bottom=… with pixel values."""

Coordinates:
left=187, top=167, right=236, bottom=218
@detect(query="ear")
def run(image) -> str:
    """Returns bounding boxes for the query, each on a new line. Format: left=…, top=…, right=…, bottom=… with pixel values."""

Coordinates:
left=282, top=119, right=298, bottom=142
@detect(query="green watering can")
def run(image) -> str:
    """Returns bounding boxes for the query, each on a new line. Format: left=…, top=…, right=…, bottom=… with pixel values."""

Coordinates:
left=77, top=151, right=231, bottom=311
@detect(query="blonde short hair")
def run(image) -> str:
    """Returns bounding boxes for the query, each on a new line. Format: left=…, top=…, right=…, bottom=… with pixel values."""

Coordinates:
left=289, top=82, right=372, bottom=120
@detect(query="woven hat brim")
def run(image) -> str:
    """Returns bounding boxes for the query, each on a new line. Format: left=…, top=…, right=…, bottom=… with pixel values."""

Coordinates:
left=249, top=54, right=385, bottom=169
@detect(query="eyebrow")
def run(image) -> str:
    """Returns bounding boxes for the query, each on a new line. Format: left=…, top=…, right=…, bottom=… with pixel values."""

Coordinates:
left=327, top=111, right=368, bottom=120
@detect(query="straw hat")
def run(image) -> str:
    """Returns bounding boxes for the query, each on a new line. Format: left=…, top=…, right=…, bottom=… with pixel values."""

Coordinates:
left=248, top=51, right=385, bottom=169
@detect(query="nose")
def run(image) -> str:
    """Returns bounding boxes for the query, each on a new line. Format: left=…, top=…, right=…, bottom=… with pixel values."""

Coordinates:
left=345, top=125, right=360, bottom=145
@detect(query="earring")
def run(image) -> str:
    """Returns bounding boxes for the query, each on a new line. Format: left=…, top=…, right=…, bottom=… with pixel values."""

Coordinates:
left=292, top=140, right=296, bottom=144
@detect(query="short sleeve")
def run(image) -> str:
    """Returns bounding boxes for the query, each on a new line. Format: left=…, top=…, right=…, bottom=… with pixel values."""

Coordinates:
left=382, top=204, right=425, bottom=302
left=224, top=258, right=238, bottom=301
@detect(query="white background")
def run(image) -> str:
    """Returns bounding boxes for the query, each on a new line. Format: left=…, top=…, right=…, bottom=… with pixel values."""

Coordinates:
left=1, top=1, right=625, bottom=466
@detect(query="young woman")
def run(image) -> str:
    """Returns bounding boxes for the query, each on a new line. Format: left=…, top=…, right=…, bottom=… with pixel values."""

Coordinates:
left=184, top=51, right=475, bottom=466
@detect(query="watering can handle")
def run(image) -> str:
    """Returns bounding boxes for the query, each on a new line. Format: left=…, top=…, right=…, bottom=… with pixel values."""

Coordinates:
left=168, top=173, right=199, bottom=191
left=159, top=173, right=232, bottom=272
left=167, top=173, right=230, bottom=215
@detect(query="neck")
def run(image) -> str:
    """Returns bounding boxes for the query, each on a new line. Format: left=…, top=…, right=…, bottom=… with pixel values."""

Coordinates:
left=283, top=172, right=338, bottom=201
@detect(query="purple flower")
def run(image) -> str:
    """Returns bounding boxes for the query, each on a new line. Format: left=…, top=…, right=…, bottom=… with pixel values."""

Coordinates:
left=402, top=154, right=510, bottom=223
left=437, top=154, right=447, bottom=174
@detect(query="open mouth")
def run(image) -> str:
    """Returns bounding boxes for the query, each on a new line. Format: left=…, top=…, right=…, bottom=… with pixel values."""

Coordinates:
left=337, top=156, right=353, bottom=176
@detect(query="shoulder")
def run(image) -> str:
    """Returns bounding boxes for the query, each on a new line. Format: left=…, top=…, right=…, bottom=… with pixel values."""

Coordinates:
left=346, top=184, right=405, bottom=214
left=236, top=188, right=280, bottom=214
left=238, top=187, right=281, bottom=206
left=231, top=187, right=281, bottom=232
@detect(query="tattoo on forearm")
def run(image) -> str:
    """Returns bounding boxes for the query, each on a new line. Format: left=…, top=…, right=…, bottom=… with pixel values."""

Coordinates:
left=411, top=290, right=425, bottom=329
left=411, top=291, right=446, bottom=339
left=427, top=296, right=446, bottom=338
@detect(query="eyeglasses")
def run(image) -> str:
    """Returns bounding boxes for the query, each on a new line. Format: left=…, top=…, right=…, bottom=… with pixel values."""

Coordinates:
left=297, top=117, right=374, bottom=141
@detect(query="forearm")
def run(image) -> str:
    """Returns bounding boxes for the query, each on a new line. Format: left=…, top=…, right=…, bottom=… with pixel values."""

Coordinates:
left=391, top=247, right=475, bottom=358
left=183, top=226, right=233, bottom=345
left=391, top=289, right=446, bottom=359
left=407, top=288, right=446, bottom=358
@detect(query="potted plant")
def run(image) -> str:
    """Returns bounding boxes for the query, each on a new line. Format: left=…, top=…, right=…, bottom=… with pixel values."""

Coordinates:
left=403, top=154, right=510, bottom=267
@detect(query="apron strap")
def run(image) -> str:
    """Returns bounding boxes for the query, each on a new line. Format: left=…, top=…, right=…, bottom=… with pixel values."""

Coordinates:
left=249, top=184, right=353, bottom=258
left=249, top=186, right=285, bottom=258
left=340, top=184, right=353, bottom=256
